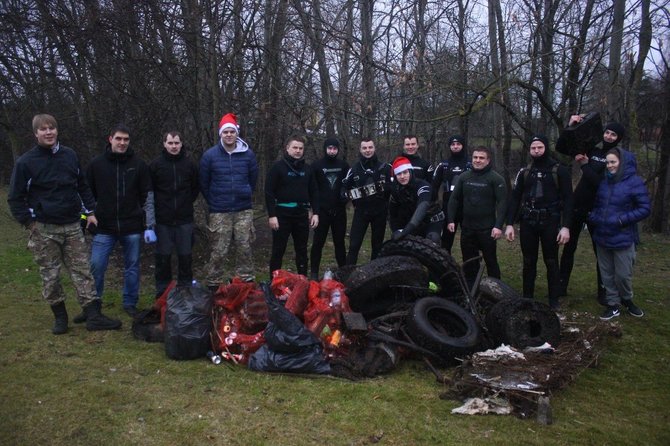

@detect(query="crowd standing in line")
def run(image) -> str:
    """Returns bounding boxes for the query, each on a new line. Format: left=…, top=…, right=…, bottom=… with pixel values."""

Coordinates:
left=8, top=113, right=652, bottom=335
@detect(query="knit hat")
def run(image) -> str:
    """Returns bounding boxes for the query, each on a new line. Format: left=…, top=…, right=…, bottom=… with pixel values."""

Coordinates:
left=604, top=122, right=625, bottom=141
left=323, top=138, right=340, bottom=151
left=218, top=113, right=239, bottom=135
left=448, top=135, right=465, bottom=146
left=530, top=134, right=549, bottom=150
left=392, top=157, right=413, bottom=175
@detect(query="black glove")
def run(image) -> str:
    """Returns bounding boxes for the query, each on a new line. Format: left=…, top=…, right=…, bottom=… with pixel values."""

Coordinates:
left=392, top=229, right=405, bottom=241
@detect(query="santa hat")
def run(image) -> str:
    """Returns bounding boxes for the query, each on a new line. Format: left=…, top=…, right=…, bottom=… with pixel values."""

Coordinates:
left=392, top=157, right=413, bottom=175
left=218, top=113, right=239, bottom=135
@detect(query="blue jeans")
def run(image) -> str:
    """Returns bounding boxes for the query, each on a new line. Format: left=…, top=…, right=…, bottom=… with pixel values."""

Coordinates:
left=90, top=233, right=141, bottom=308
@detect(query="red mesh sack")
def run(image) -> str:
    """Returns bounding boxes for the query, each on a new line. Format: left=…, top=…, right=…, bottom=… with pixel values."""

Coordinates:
left=270, top=270, right=310, bottom=316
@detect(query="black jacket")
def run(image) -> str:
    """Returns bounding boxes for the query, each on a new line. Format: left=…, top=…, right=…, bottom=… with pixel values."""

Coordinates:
left=8, top=143, right=95, bottom=226
left=86, top=146, right=152, bottom=235
left=150, top=148, right=199, bottom=225
left=389, top=178, right=437, bottom=230
left=311, top=155, right=349, bottom=212
left=265, top=154, right=319, bottom=217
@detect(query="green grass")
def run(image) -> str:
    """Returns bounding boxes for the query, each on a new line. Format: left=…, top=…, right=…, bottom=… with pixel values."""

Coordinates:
left=1, top=190, right=669, bottom=445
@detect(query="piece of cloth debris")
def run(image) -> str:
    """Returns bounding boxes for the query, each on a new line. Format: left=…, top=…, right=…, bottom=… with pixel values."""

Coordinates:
left=451, top=397, right=513, bottom=415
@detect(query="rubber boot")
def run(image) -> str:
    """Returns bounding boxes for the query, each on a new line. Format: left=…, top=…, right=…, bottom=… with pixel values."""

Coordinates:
left=50, top=302, right=69, bottom=335
left=177, top=254, right=193, bottom=287
left=84, top=299, right=122, bottom=331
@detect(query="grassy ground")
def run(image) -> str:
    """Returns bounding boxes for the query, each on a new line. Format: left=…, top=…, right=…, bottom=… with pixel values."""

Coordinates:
left=1, top=189, right=669, bottom=445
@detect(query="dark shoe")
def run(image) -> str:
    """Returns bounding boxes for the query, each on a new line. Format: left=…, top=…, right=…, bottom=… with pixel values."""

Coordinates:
left=123, top=306, right=138, bottom=318
left=623, top=300, right=644, bottom=317
left=73, top=311, right=87, bottom=324
left=50, top=302, right=69, bottom=335
left=557, top=281, right=567, bottom=297
left=600, top=306, right=620, bottom=321
left=310, top=272, right=319, bottom=281
left=85, top=300, right=122, bottom=331
left=549, top=297, right=560, bottom=311
left=208, top=285, right=219, bottom=294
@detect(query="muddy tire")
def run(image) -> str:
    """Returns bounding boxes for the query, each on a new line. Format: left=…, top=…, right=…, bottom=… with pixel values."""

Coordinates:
left=485, top=298, right=561, bottom=348
left=406, top=297, right=480, bottom=364
left=378, top=236, right=464, bottom=297
left=475, top=277, right=522, bottom=318
left=345, top=256, right=428, bottom=317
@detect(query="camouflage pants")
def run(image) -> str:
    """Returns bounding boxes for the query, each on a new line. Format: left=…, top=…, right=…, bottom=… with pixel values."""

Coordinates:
left=27, top=221, right=97, bottom=307
left=205, top=210, right=255, bottom=285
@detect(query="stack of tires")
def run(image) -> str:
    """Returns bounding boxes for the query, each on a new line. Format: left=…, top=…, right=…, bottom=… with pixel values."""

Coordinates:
left=339, top=236, right=561, bottom=365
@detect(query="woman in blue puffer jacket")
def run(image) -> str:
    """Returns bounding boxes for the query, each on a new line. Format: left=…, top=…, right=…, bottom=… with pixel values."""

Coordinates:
left=589, top=147, right=650, bottom=320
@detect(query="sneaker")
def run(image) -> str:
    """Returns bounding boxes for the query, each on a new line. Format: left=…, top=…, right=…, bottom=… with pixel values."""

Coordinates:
left=600, top=306, right=620, bottom=321
left=623, top=301, right=644, bottom=318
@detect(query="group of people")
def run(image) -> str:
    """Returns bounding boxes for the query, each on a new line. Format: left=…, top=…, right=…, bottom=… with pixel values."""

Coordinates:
left=9, top=112, right=650, bottom=336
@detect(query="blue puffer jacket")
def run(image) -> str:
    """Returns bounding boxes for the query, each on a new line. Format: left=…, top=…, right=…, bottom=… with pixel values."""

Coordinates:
left=589, top=148, right=650, bottom=249
left=200, top=138, right=259, bottom=213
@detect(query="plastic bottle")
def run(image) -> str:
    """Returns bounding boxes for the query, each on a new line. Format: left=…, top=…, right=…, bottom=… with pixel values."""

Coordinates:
left=330, top=289, right=341, bottom=308
left=323, top=270, right=333, bottom=280
left=206, top=350, right=222, bottom=365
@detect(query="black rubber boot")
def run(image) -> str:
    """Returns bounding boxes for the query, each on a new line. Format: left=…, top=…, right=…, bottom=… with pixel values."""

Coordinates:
left=177, top=254, right=193, bottom=287
left=84, top=300, right=122, bottom=331
left=50, top=302, right=69, bottom=335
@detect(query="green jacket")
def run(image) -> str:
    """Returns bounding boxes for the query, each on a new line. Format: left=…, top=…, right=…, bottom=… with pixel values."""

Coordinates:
left=447, top=164, right=507, bottom=231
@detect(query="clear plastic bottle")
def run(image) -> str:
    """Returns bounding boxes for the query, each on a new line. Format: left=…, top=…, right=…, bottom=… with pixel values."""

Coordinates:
left=323, top=270, right=333, bottom=280
left=330, top=289, right=341, bottom=308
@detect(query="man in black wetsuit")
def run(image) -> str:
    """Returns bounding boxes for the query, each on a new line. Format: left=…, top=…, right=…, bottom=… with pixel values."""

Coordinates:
left=342, top=138, right=391, bottom=265
left=265, top=135, right=319, bottom=276
left=309, top=137, right=349, bottom=280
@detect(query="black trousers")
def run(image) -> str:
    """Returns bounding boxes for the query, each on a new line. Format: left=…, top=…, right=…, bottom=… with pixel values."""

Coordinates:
left=155, top=223, right=194, bottom=296
left=520, top=217, right=560, bottom=302
left=441, top=220, right=457, bottom=253
left=270, top=212, right=310, bottom=276
left=310, top=207, right=347, bottom=275
left=559, top=210, right=604, bottom=299
left=346, top=206, right=387, bottom=265
left=461, top=227, right=500, bottom=284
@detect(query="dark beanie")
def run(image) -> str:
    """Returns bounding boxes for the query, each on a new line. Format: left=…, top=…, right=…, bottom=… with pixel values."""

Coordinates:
left=448, top=135, right=465, bottom=145
left=530, top=134, right=550, bottom=150
left=604, top=122, right=625, bottom=141
left=323, top=138, right=340, bottom=151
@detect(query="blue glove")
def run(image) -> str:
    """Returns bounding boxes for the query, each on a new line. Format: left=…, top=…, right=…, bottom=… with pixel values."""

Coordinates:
left=144, top=229, right=157, bottom=244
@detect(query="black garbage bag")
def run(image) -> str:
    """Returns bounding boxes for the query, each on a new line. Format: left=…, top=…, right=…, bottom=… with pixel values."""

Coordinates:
left=164, top=284, right=213, bottom=360
left=248, top=283, right=330, bottom=374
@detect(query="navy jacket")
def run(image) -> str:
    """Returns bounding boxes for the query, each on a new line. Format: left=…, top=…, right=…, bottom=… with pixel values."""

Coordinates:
left=8, top=143, right=95, bottom=226
left=589, top=149, right=650, bottom=249
left=200, top=139, right=258, bottom=213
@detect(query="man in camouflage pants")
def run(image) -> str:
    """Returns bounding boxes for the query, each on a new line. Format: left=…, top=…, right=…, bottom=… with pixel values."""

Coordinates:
left=7, top=114, right=122, bottom=334
left=200, top=113, right=259, bottom=289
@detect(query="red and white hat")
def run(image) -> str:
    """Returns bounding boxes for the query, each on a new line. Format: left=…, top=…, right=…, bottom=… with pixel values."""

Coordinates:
left=392, top=157, right=413, bottom=175
left=218, top=113, right=239, bottom=135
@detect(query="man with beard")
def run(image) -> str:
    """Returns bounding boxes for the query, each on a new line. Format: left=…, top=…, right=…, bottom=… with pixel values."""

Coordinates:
left=558, top=117, right=626, bottom=301
left=429, top=135, right=471, bottom=253
left=505, top=135, right=573, bottom=309
left=265, top=135, right=319, bottom=276
left=342, top=138, right=391, bottom=265
left=309, top=137, right=349, bottom=280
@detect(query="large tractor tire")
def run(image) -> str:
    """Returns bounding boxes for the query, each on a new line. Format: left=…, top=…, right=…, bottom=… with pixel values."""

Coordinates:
left=475, top=277, right=522, bottom=318
left=406, top=297, right=480, bottom=365
left=345, top=256, right=428, bottom=318
left=485, top=298, right=561, bottom=349
left=379, top=236, right=465, bottom=297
